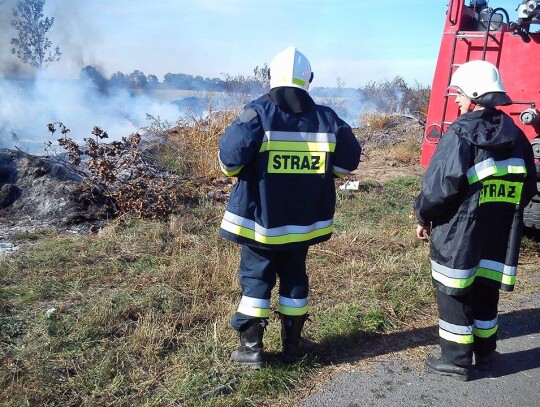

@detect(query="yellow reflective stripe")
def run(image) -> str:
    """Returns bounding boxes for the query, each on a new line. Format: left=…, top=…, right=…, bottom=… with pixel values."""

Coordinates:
left=292, top=77, right=306, bottom=87
left=259, top=140, right=335, bottom=153
left=432, top=259, right=517, bottom=290
left=507, top=165, right=527, bottom=175
left=221, top=218, right=333, bottom=245
left=220, top=166, right=243, bottom=176
left=476, top=267, right=516, bottom=286
left=278, top=304, right=308, bottom=316
left=467, top=158, right=527, bottom=184
left=468, top=169, right=493, bottom=184
left=478, top=259, right=516, bottom=276
left=221, top=212, right=333, bottom=244
left=432, top=270, right=476, bottom=289
left=479, top=180, right=523, bottom=205
left=473, top=325, right=498, bottom=338
left=439, top=328, right=474, bottom=344
left=237, top=303, right=270, bottom=318
left=218, top=152, right=244, bottom=176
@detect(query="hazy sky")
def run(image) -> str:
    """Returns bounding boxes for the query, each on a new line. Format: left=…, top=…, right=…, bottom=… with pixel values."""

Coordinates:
left=0, top=0, right=527, bottom=150
left=0, top=0, right=519, bottom=88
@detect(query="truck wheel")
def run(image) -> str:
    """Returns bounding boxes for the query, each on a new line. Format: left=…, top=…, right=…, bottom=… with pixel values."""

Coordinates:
left=523, top=185, right=540, bottom=230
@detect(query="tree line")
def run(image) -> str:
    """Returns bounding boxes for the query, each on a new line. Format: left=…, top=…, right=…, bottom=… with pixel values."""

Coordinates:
left=80, top=65, right=270, bottom=94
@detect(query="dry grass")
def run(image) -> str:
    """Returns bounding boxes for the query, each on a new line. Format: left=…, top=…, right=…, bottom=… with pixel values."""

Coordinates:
left=1, top=105, right=538, bottom=406
left=0, top=172, right=441, bottom=406
left=154, top=96, right=243, bottom=180
left=359, top=111, right=397, bottom=131
left=355, top=112, right=424, bottom=160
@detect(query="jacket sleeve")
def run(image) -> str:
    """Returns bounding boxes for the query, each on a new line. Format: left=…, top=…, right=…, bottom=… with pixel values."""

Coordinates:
left=218, top=107, right=263, bottom=177
left=414, top=127, right=471, bottom=225
left=332, top=119, right=361, bottom=178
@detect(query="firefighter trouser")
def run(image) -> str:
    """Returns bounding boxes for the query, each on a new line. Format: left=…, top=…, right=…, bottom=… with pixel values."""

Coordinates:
left=231, top=245, right=309, bottom=331
left=436, top=283, right=499, bottom=366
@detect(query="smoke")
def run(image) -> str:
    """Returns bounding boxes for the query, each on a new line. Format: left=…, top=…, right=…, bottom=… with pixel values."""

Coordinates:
left=0, top=72, right=181, bottom=154
left=0, top=0, right=183, bottom=154
left=0, top=0, right=24, bottom=75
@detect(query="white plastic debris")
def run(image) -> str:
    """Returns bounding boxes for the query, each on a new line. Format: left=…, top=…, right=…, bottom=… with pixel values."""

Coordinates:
left=46, top=307, right=57, bottom=318
left=339, top=180, right=360, bottom=190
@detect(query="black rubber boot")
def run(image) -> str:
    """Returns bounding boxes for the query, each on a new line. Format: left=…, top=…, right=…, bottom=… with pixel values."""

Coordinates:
left=230, top=319, right=266, bottom=369
left=475, top=352, right=494, bottom=371
left=280, top=314, right=307, bottom=363
left=425, top=357, right=471, bottom=381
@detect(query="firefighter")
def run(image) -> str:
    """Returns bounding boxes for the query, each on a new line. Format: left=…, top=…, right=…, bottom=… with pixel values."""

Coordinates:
left=415, top=60, right=537, bottom=380
left=218, top=46, right=361, bottom=368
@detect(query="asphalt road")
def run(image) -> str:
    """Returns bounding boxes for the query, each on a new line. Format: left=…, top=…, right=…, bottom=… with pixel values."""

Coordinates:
left=299, top=291, right=540, bottom=407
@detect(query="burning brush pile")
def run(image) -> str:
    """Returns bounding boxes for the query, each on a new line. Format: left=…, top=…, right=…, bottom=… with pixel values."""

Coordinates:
left=0, top=124, right=184, bottom=240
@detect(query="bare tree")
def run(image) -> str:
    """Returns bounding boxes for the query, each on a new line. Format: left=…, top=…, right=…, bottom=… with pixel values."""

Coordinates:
left=253, top=63, right=270, bottom=91
left=10, top=0, right=62, bottom=70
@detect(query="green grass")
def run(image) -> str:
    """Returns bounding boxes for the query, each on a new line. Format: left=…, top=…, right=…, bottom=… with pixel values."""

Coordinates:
left=5, top=163, right=537, bottom=405
left=0, top=165, right=437, bottom=406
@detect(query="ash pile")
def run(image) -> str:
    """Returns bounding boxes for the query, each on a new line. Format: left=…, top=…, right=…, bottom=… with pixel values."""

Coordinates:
left=0, top=148, right=110, bottom=238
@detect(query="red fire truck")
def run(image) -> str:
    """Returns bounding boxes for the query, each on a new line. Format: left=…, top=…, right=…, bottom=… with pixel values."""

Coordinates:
left=420, top=0, right=540, bottom=229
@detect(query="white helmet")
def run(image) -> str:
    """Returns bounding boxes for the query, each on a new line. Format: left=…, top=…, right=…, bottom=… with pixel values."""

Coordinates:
left=269, top=46, right=313, bottom=91
left=449, top=60, right=511, bottom=106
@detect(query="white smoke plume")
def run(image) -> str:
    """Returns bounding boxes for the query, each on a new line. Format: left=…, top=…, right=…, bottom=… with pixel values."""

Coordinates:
left=0, top=0, right=181, bottom=154
left=0, top=74, right=181, bottom=153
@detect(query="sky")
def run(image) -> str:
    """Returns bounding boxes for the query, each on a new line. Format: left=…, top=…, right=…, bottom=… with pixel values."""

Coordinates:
left=1, top=0, right=454, bottom=88
left=0, top=0, right=523, bottom=151
left=0, top=0, right=519, bottom=88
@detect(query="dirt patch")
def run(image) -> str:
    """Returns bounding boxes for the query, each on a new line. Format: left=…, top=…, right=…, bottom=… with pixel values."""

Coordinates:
left=354, top=153, right=425, bottom=183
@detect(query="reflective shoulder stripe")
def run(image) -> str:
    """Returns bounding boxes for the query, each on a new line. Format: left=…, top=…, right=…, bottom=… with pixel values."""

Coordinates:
left=259, top=131, right=337, bottom=153
left=467, top=158, right=527, bottom=184
left=220, top=211, right=333, bottom=245
left=467, top=158, right=496, bottom=184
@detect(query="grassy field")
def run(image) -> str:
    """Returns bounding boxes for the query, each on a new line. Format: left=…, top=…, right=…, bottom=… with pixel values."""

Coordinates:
left=1, top=112, right=538, bottom=406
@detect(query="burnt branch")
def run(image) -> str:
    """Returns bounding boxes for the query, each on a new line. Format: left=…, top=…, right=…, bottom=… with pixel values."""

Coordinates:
left=47, top=123, right=180, bottom=220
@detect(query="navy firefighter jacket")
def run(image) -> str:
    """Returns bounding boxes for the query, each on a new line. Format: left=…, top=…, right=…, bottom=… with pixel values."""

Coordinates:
left=415, top=108, right=537, bottom=295
left=218, top=88, right=361, bottom=250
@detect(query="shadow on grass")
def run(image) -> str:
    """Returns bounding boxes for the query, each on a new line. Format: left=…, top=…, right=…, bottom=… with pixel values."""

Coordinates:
left=299, top=307, right=540, bottom=377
